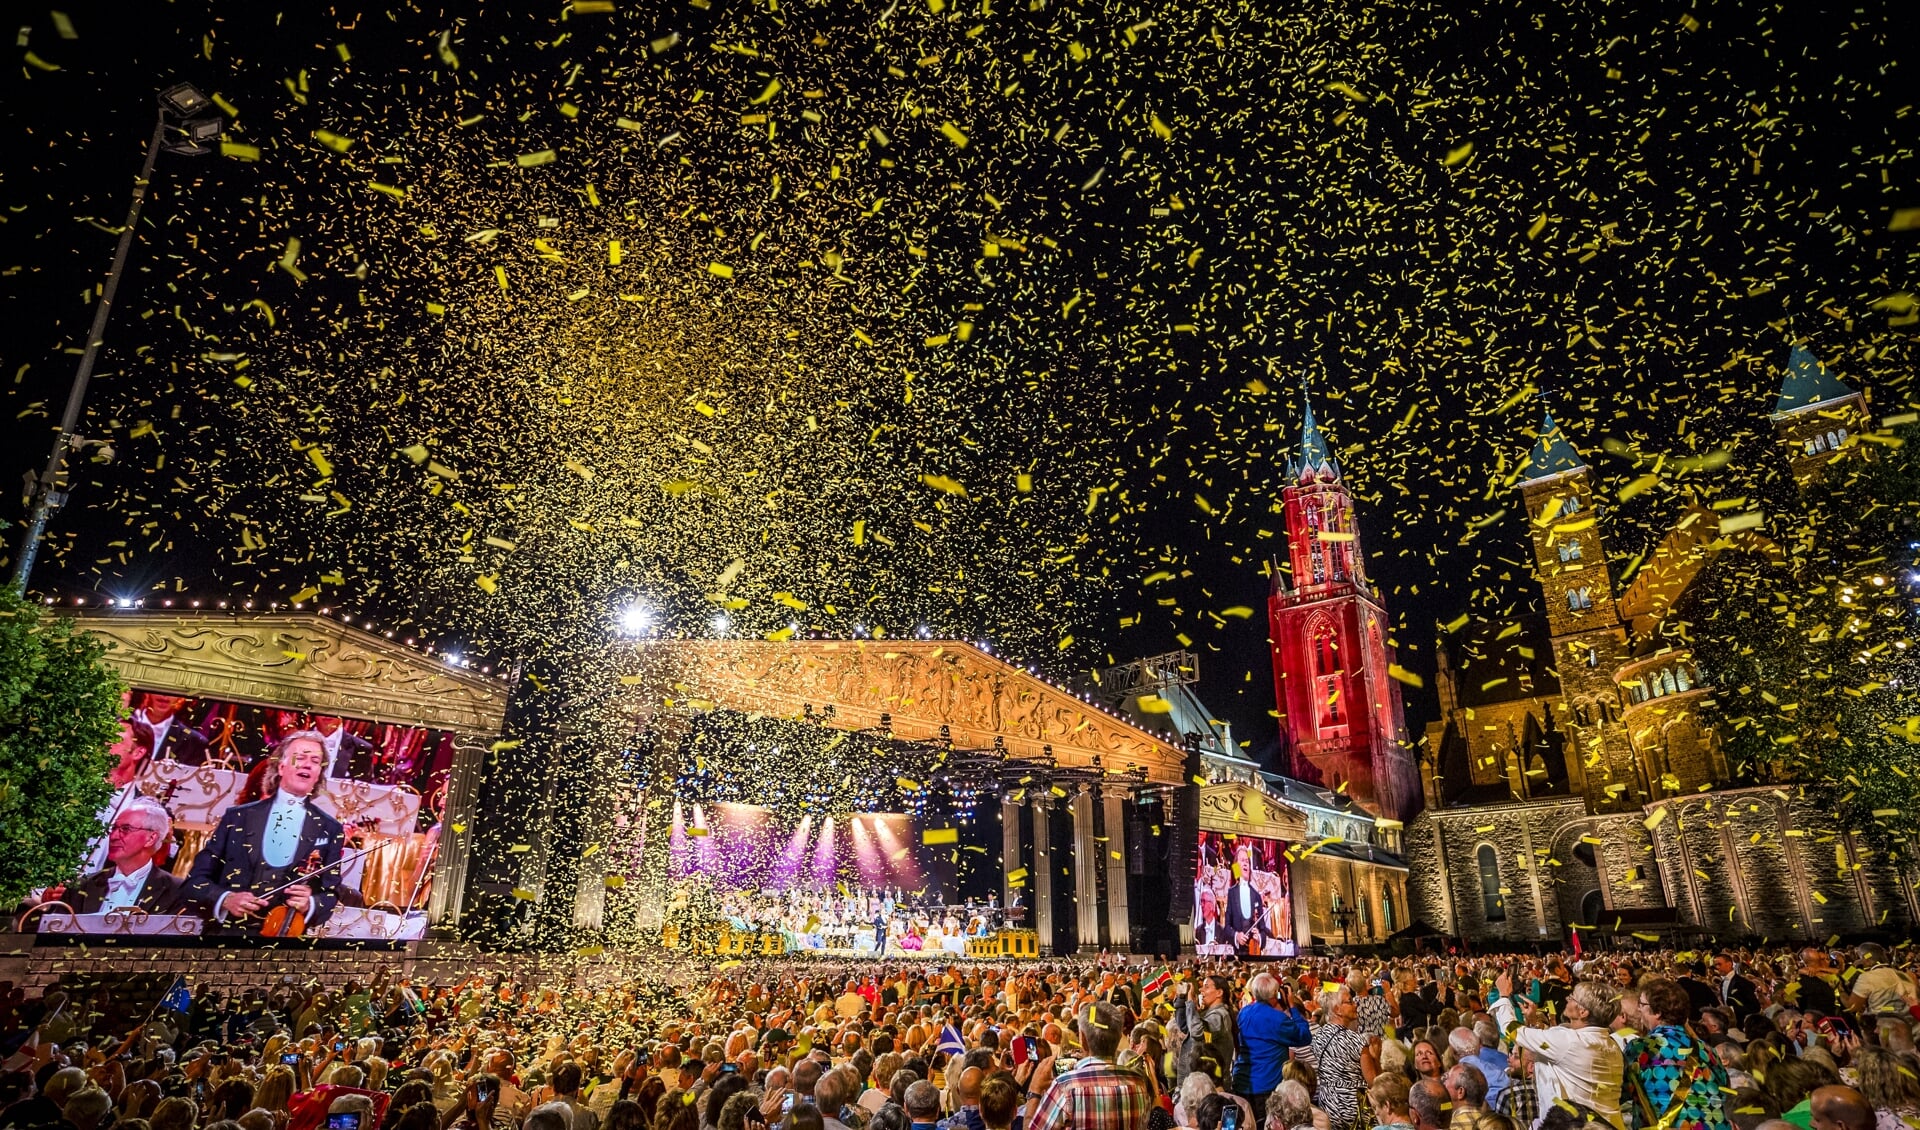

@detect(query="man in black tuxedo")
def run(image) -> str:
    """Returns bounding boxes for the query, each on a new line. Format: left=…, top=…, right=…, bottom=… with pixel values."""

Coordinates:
left=1222, top=842, right=1267, bottom=952
left=311, top=716, right=377, bottom=780
left=128, top=693, right=211, bottom=768
left=1713, top=952, right=1764, bottom=1028
left=33, top=797, right=192, bottom=916
left=186, top=731, right=345, bottom=930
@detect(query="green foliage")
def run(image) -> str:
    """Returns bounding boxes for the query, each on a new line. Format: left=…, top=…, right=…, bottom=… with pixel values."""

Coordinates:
left=0, top=591, right=126, bottom=904
left=1677, top=422, right=1920, bottom=857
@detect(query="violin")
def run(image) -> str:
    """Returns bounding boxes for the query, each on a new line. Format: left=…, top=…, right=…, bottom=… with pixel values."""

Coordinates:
left=259, top=850, right=325, bottom=937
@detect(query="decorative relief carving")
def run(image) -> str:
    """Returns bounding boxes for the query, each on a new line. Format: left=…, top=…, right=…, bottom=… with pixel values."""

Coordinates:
left=632, top=639, right=1182, bottom=782
left=1198, top=782, right=1310, bottom=840
left=67, top=612, right=508, bottom=735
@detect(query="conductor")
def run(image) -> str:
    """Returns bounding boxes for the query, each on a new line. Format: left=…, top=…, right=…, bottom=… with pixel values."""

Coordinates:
left=186, top=730, right=345, bottom=930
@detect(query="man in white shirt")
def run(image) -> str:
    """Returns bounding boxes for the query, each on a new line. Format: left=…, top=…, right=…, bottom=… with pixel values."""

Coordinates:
left=1490, top=971, right=1625, bottom=1130
left=185, top=730, right=345, bottom=929
left=1847, top=944, right=1918, bottom=1020
left=31, top=797, right=190, bottom=916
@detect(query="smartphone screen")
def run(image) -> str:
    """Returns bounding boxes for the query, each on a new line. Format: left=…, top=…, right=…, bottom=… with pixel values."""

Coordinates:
left=327, top=1115, right=363, bottom=1130
left=781, top=1094, right=795, bottom=1114
left=477, top=1085, right=496, bottom=1105
left=1222, top=1107, right=1240, bottom=1130
left=282, top=1053, right=301, bottom=1065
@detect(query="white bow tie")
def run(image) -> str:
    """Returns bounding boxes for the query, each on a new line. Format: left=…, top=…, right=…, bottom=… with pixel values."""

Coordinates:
left=109, top=877, right=139, bottom=895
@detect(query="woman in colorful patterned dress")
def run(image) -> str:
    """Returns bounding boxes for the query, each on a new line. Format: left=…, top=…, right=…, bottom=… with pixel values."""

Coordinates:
left=1623, top=978, right=1730, bottom=1130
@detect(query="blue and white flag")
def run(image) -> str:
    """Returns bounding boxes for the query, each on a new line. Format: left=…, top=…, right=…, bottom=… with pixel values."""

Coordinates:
left=159, top=975, right=193, bottom=1015
left=937, top=1023, right=965, bottom=1056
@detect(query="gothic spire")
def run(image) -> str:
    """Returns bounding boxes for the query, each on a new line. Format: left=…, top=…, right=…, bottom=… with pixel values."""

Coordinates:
left=1295, top=382, right=1338, bottom=478
left=1520, top=407, right=1586, bottom=482
left=1771, top=341, right=1858, bottom=416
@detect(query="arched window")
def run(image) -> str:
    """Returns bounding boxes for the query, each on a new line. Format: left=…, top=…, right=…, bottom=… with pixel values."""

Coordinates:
left=1558, top=540, right=1583, bottom=563
left=1574, top=702, right=1592, bottom=727
left=1658, top=668, right=1677, bottom=697
left=1567, top=587, right=1593, bottom=612
left=1585, top=647, right=1599, bottom=668
left=1382, top=888, right=1396, bottom=934
left=1675, top=665, right=1692, bottom=692
left=1476, top=844, right=1506, bottom=922
left=1315, top=630, right=1334, bottom=675
left=1564, top=495, right=1583, bottom=515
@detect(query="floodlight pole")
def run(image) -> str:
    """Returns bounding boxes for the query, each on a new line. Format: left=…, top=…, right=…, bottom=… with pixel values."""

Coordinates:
left=9, top=112, right=171, bottom=594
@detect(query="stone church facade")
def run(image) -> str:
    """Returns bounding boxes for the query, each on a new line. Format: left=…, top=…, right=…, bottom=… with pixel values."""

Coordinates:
left=1404, top=344, right=1920, bottom=945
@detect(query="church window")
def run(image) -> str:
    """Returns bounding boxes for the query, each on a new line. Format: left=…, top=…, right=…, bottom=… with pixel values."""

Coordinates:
left=1321, top=677, right=1344, bottom=727
left=1315, top=630, right=1334, bottom=675
left=1829, top=429, right=1846, bottom=450
left=1567, top=587, right=1593, bottom=612
left=1558, top=541, right=1583, bottom=563
left=1382, top=888, right=1396, bottom=933
left=1476, top=845, right=1506, bottom=922
left=1805, top=436, right=1823, bottom=455
left=1585, top=647, right=1599, bottom=668
left=1675, top=665, right=1692, bottom=692
left=1574, top=702, right=1592, bottom=726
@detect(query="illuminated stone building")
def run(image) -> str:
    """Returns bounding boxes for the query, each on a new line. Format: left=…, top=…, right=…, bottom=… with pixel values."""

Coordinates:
left=1404, top=344, right=1920, bottom=945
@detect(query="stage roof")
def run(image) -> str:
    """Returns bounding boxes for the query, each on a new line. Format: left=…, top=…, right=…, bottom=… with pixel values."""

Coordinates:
left=622, top=638, right=1186, bottom=785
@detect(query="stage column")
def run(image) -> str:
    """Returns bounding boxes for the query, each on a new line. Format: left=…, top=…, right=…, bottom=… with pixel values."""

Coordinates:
left=1102, top=785, right=1131, bottom=953
left=1073, top=785, right=1100, bottom=953
left=1002, top=795, right=1022, bottom=912
left=1031, top=795, right=1054, bottom=954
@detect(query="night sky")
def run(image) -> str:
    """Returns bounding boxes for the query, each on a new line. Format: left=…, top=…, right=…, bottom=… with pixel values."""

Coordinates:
left=1, top=0, right=1914, bottom=759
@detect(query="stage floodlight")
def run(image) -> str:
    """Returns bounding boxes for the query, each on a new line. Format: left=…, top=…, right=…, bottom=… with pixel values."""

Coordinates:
left=160, top=82, right=212, bottom=117
left=618, top=602, right=652, bottom=636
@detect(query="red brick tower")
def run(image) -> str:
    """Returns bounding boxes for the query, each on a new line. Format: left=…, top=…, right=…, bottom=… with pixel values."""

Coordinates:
left=1268, top=391, right=1418, bottom=820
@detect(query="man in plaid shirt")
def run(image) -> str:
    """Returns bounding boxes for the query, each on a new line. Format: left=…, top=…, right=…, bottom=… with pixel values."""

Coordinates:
left=1499, top=1049, right=1540, bottom=1129
left=1027, top=1000, right=1152, bottom=1130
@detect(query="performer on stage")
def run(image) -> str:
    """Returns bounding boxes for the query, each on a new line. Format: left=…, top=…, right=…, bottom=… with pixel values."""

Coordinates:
left=121, top=693, right=210, bottom=777
left=28, top=797, right=191, bottom=915
left=186, top=730, right=345, bottom=930
left=872, top=906, right=889, bottom=955
left=1223, top=840, right=1268, bottom=952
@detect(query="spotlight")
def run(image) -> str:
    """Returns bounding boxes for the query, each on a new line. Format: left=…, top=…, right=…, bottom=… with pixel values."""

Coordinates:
left=618, top=602, right=652, bottom=636
left=709, top=612, right=731, bottom=636
left=159, top=82, right=213, bottom=117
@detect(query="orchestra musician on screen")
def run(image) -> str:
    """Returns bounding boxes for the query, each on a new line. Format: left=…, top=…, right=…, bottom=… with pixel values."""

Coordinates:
left=21, top=692, right=447, bottom=935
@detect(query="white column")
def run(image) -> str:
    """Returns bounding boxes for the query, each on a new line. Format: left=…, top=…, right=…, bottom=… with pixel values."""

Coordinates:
left=1072, top=786, right=1100, bottom=952
left=1002, top=796, right=1022, bottom=913
left=1031, top=796, right=1054, bottom=953
left=1102, top=786, right=1132, bottom=953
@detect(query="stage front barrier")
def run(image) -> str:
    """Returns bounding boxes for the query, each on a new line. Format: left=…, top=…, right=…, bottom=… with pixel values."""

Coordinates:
left=998, top=928, right=1039, bottom=958
left=658, top=920, right=1041, bottom=959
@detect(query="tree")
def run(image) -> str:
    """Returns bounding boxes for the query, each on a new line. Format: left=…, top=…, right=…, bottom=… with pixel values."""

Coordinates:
left=0, top=590, right=126, bottom=905
left=1675, top=420, right=1920, bottom=862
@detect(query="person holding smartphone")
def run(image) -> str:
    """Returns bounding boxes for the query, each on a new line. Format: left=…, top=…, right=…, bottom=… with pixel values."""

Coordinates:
left=449, top=1073, right=512, bottom=1130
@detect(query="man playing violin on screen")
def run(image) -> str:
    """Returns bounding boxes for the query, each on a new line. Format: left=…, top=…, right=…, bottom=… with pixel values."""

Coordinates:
left=186, top=730, right=345, bottom=931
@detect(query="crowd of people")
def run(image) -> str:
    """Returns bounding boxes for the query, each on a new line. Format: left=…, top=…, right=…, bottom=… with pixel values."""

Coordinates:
left=3, top=943, right=1918, bottom=1130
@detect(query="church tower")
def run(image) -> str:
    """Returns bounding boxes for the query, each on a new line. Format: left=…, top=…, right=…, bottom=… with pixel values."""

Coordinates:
left=1268, top=391, right=1418, bottom=820
left=1769, top=341, right=1869, bottom=490
left=1517, top=410, right=1643, bottom=811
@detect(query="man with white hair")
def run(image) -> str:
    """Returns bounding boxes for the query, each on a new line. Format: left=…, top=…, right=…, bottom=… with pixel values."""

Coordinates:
left=1490, top=972, right=1623, bottom=1130
left=1447, top=1026, right=1509, bottom=1111
left=186, top=730, right=345, bottom=929
left=38, top=796, right=189, bottom=914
